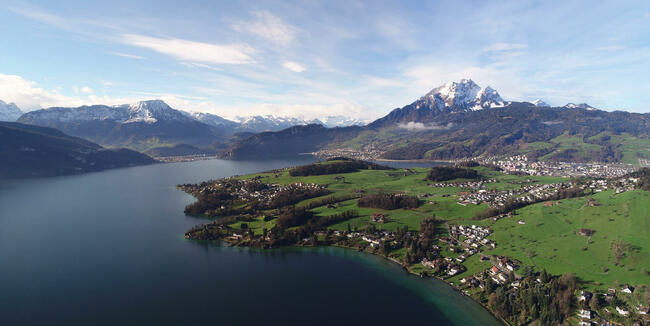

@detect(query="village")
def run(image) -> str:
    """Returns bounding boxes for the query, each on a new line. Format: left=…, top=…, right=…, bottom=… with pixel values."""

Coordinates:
left=481, top=155, right=637, bottom=179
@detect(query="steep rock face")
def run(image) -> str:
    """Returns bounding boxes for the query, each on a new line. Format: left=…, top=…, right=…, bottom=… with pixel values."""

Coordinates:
left=0, top=122, right=154, bottom=179
left=0, top=100, right=23, bottom=122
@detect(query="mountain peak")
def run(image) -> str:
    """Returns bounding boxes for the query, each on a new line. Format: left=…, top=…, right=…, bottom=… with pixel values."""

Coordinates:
left=126, top=99, right=188, bottom=124
left=532, top=99, right=550, bottom=107
left=421, top=79, right=504, bottom=111
left=0, top=99, right=24, bottom=122
left=564, top=102, right=596, bottom=110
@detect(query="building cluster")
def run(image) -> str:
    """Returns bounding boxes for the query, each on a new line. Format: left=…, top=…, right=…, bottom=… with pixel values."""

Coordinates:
left=482, top=155, right=636, bottom=178
left=457, top=182, right=572, bottom=207
left=449, top=224, right=495, bottom=258
left=428, top=179, right=496, bottom=190
left=312, top=147, right=382, bottom=161
left=575, top=285, right=648, bottom=325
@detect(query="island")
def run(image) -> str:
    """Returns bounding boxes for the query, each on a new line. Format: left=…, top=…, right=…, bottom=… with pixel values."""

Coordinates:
left=179, top=157, right=649, bottom=325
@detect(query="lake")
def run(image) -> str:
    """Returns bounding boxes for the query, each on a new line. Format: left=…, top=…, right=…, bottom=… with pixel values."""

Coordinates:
left=0, top=158, right=501, bottom=325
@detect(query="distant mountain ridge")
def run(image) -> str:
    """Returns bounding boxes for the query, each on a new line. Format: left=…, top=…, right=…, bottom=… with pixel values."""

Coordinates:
left=15, top=100, right=367, bottom=152
left=0, top=122, right=154, bottom=179
left=222, top=79, right=650, bottom=162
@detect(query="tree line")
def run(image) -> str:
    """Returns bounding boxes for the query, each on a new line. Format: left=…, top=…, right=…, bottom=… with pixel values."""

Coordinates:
left=426, top=166, right=480, bottom=182
left=357, top=193, right=420, bottom=210
left=289, top=158, right=392, bottom=176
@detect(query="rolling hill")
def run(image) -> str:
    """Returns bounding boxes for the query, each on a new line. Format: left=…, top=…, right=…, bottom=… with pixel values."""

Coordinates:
left=0, top=122, right=155, bottom=179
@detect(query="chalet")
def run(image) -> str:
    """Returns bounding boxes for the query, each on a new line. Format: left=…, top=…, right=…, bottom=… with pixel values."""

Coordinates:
left=621, top=285, right=634, bottom=294
left=578, top=291, right=593, bottom=302
left=491, top=265, right=500, bottom=275
left=371, top=212, right=385, bottom=223
left=578, top=228, right=596, bottom=236
left=578, top=309, right=592, bottom=319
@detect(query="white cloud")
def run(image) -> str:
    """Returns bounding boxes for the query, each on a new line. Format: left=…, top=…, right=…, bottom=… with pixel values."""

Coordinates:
left=595, top=45, right=624, bottom=51
left=398, top=122, right=453, bottom=131
left=484, top=42, right=528, bottom=52
left=111, top=52, right=145, bottom=60
left=0, top=73, right=77, bottom=111
left=180, top=62, right=222, bottom=71
left=121, top=34, right=255, bottom=65
left=81, top=86, right=94, bottom=94
left=233, top=11, right=298, bottom=46
left=282, top=61, right=306, bottom=72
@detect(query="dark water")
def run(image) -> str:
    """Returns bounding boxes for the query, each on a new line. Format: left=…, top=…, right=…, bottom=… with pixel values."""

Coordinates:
left=0, top=158, right=500, bottom=326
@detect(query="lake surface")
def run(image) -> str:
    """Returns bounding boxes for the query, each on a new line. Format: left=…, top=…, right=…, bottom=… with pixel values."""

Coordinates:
left=0, top=158, right=500, bottom=325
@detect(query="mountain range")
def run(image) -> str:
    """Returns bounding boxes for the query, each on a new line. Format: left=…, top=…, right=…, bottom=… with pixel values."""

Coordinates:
left=222, top=79, right=650, bottom=163
left=4, top=78, right=649, bottom=164
left=7, top=100, right=367, bottom=153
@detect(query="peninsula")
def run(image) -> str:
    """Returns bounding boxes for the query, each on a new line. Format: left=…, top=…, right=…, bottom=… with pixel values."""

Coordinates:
left=180, top=158, right=649, bottom=325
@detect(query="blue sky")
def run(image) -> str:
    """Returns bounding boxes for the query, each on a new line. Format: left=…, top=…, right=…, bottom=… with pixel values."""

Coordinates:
left=1, top=0, right=649, bottom=119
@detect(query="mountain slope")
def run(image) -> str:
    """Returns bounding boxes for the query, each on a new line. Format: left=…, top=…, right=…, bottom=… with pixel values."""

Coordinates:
left=220, top=124, right=363, bottom=159
left=0, top=100, right=23, bottom=122
left=0, top=122, right=155, bottom=179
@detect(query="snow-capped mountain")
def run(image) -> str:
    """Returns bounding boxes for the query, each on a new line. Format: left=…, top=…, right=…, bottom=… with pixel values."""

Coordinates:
left=125, top=100, right=195, bottom=124
left=369, top=79, right=507, bottom=128
left=233, top=115, right=314, bottom=132
left=564, top=103, right=596, bottom=110
left=318, top=116, right=367, bottom=128
left=422, top=79, right=506, bottom=111
left=0, top=100, right=24, bottom=122
left=17, top=100, right=217, bottom=150
left=184, top=111, right=239, bottom=128
left=532, top=99, right=550, bottom=107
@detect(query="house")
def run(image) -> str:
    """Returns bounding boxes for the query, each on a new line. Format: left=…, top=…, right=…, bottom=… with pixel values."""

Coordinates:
left=616, top=306, right=629, bottom=316
left=371, top=212, right=385, bottom=223
left=637, top=305, right=649, bottom=315
left=491, top=266, right=500, bottom=275
left=578, top=309, right=592, bottom=319
left=518, top=220, right=526, bottom=225
left=448, top=268, right=458, bottom=276
left=578, top=291, right=593, bottom=302
left=621, top=285, right=634, bottom=294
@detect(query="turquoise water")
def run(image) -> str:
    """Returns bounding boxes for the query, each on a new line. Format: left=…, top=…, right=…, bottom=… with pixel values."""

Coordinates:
left=0, top=158, right=500, bottom=325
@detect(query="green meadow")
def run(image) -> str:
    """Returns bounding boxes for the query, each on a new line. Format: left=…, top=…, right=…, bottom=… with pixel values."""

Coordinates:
left=231, top=161, right=648, bottom=290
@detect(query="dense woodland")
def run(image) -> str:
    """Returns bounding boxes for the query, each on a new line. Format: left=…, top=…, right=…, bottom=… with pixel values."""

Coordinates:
left=426, top=166, right=480, bottom=181
left=357, top=193, right=420, bottom=210
left=289, top=157, right=392, bottom=176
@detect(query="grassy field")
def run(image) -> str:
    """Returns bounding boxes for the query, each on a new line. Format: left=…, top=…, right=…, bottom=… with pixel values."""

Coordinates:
left=230, top=162, right=648, bottom=291
left=488, top=189, right=649, bottom=290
